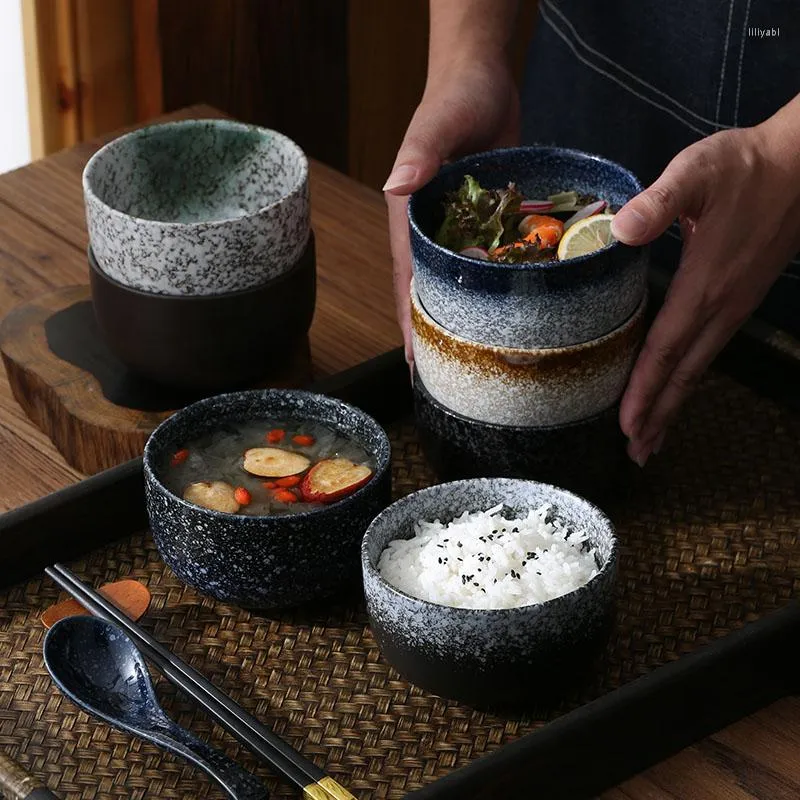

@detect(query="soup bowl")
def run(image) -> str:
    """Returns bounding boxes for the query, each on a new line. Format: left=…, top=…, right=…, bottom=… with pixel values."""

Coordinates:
left=84, top=119, right=309, bottom=295
left=144, top=389, right=392, bottom=608
left=409, top=145, right=648, bottom=348
left=362, top=478, right=617, bottom=711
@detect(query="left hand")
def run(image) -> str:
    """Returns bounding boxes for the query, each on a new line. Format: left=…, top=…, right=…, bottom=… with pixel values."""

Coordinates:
left=612, top=100, right=800, bottom=466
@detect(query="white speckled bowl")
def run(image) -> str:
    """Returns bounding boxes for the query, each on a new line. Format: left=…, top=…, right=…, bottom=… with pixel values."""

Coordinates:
left=83, top=119, right=309, bottom=296
left=411, top=281, right=646, bottom=427
left=362, top=478, right=617, bottom=711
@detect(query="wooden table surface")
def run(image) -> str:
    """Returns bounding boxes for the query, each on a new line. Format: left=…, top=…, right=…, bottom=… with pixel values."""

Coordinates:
left=0, top=106, right=796, bottom=799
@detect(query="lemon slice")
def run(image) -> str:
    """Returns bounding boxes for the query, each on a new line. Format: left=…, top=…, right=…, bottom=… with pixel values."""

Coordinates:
left=557, top=213, right=616, bottom=260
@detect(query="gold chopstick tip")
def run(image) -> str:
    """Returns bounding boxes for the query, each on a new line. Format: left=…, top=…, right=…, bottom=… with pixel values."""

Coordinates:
left=304, top=777, right=357, bottom=800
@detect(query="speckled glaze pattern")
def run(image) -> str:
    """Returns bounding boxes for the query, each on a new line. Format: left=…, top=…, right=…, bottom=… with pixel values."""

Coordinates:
left=44, top=617, right=268, bottom=800
left=413, top=371, right=625, bottom=503
left=143, top=390, right=391, bottom=608
left=84, top=119, right=309, bottom=296
left=409, top=146, right=648, bottom=348
left=361, top=478, right=617, bottom=710
left=411, top=283, right=646, bottom=427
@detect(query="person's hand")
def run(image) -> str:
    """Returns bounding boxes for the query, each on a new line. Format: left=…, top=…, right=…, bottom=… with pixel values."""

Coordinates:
left=613, top=106, right=800, bottom=466
left=384, top=59, right=520, bottom=366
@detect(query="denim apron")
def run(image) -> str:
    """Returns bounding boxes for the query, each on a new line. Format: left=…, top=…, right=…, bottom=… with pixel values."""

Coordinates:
left=521, top=0, right=800, bottom=336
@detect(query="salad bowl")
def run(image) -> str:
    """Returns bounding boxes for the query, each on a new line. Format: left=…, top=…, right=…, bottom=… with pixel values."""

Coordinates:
left=409, top=146, right=648, bottom=349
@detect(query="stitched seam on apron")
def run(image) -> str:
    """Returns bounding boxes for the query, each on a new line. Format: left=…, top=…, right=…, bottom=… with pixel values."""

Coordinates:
left=733, top=0, right=753, bottom=125
left=715, top=0, right=736, bottom=123
left=540, top=0, right=730, bottom=132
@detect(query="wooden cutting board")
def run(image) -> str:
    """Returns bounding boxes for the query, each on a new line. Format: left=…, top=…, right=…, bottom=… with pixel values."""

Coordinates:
left=0, top=286, right=312, bottom=474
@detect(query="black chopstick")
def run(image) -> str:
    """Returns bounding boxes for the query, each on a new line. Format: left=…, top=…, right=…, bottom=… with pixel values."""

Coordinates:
left=45, top=564, right=355, bottom=800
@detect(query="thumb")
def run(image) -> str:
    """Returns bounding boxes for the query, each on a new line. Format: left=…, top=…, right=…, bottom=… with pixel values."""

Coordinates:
left=611, top=149, right=706, bottom=245
left=383, top=104, right=469, bottom=196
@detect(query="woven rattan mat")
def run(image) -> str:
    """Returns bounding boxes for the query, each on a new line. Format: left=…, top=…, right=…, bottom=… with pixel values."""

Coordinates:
left=1, top=372, right=798, bottom=799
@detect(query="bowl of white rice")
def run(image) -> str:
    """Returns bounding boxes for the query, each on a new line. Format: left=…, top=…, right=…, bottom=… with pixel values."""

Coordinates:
left=361, top=478, right=617, bottom=711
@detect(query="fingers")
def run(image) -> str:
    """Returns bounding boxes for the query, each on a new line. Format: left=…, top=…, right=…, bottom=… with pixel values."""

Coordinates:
left=386, top=193, right=415, bottom=367
left=384, top=100, right=475, bottom=367
left=383, top=101, right=470, bottom=195
left=619, top=238, right=710, bottom=442
left=611, top=147, right=708, bottom=245
left=626, top=307, right=742, bottom=465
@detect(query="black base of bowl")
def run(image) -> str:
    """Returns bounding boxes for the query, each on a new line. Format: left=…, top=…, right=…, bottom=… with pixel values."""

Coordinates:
left=371, top=609, right=614, bottom=713
left=89, top=233, right=316, bottom=391
left=413, top=371, right=626, bottom=504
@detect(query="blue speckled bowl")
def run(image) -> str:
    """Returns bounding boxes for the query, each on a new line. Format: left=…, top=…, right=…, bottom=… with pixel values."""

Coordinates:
left=144, top=389, right=391, bottom=608
left=84, top=119, right=309, bottom=296
left=362, top=478, right=617, bottom=711
left=413, top=370, right=626, bottom=504
left=409, top=146, right=648, bottom=348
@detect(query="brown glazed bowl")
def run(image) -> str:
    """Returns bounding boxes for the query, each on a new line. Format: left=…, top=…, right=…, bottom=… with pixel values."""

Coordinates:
left=411, top=280, right=646, bottom=428
left=89, top=232, right=315, bottom=391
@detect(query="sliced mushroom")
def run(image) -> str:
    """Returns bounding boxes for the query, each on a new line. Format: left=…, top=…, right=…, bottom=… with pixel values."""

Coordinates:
left=242, top=447, right=311, bottom=478
left=183, top=481, right=241, bottom=513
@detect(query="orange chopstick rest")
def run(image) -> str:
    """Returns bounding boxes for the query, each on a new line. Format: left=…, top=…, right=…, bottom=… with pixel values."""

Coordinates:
left=41, top=578, right=151, bottom=629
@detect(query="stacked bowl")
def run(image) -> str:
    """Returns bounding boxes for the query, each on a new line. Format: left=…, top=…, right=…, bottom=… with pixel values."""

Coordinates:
left=408, top=147, right=649, bottom=500
left=84, top=119, right=315, bottom=391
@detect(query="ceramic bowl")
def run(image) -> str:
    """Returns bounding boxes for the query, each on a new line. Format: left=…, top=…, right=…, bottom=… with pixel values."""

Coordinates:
left=409, top=146, right=648, bottom=348
left=411, top=282, right=646, bottom=427
left=144, top=389, right=392, bottom=608
left=413, top=371, right=625, bottom=503
left=89, top=233, right=316, bottom=391
left=84, top=119, right=309, bottom=296
left=362, top=478, right=617, bottom=710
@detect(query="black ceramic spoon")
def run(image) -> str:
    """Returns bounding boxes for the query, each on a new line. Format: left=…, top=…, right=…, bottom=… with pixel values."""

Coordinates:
left=43, top=616, right=268, bottom=800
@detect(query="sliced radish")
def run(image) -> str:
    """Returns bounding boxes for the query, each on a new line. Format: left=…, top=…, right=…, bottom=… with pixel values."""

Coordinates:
left=519, top=199, right=554, bottom=214
left=183, top=481, right=241, bottom=514
left=460, top=246, right=490, bottom=260
left=300, top=458, right=373, bottom=504
left=563, top=200, right=608, bottom=231
left=243, top=447, right=311, bottom=478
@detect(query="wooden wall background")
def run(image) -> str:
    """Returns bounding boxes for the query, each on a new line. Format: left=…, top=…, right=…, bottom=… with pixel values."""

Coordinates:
left=23, top=0, right=536, bottom=190
left=154, top=0, right=536, bottom=189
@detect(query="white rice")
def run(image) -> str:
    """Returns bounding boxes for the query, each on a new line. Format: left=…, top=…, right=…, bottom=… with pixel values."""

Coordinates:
left=377, top=504, right=599, bottom=610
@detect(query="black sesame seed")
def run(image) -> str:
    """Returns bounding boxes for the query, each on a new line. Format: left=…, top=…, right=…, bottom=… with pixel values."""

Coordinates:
left=512, top=527, right=519, bottom=533
left=473, top=582, right=479, bottom=587
left=438, top=557, right=442, bottom=564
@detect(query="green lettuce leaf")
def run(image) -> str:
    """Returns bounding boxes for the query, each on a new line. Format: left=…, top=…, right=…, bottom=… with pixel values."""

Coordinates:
left=435, top=175, right=523, bottom=254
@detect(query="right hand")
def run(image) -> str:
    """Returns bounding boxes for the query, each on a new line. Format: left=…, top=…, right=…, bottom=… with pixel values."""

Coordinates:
left=383, top=59, right=520, bottom=367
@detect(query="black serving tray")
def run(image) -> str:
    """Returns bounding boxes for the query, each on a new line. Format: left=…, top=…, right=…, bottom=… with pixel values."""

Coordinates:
left=1, top=267, right=799, bottom=799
